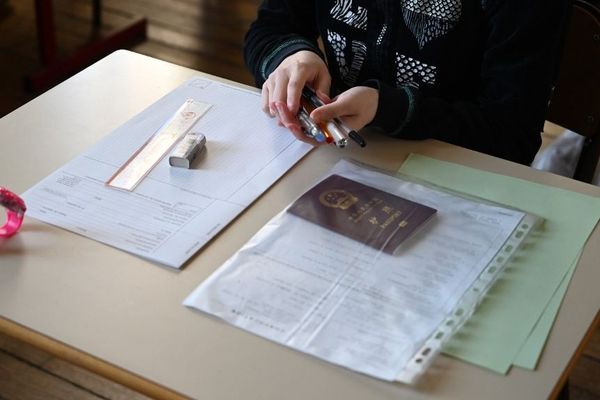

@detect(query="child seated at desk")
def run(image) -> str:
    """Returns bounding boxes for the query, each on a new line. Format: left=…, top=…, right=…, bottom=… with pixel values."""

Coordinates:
left=244, top=0, right=567, bottom=165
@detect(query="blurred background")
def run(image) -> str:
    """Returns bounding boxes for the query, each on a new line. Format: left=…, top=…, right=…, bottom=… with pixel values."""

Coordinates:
left=0, top=0, right=259, bottom=118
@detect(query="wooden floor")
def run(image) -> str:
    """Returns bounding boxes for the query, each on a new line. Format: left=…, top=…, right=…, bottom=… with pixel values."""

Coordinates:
left=0, top=0, right=599, bottom=399
left=0, top=0, right=259, bottom=118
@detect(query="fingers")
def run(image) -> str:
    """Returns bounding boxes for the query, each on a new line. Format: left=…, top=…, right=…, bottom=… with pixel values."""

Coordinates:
left=287, top=76, right=305, bottom=114
left=308, top=86, right=378, bottom=133
left=271, top=71, right=290, bottom=115
left=274, top=101, right=323, bottom=146
left=314, top=75, right=332, bottom=99
left=316, top=91, right=332, bottom=104
left=274, top=102, right=300, bottom=131
left=263, top=70, right=301, bottom=122
left=261, top=82, right=274, bottom=117
left=290, top=125, right=320, bottom=145
left=261, top=69, right=294, bottom=117
left=262, top=52, right=331, bottom=117
left=310, top=99, right=345, bottom=123
left=260, top=51, right=335, bottom=144
left=281, top=113, right=320, bottom=146
left=268, top=62, right=307, bottom=117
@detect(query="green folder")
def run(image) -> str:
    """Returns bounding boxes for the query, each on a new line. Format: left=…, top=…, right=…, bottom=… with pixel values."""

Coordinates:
left=399, top=154, right=600, bottom=373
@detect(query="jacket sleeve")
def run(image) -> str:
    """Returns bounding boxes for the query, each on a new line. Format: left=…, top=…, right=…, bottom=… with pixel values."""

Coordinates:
left=369, top=0, right=569, bottom=165
left=244, top=0, right=325, bottom=87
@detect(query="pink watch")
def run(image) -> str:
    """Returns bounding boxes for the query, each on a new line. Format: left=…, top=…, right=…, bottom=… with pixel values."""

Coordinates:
left=0, top=187, right=26, bottom=238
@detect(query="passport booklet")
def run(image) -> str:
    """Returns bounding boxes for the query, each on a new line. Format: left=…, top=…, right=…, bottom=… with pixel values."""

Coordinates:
left=287, top=174, right=437, bottom=254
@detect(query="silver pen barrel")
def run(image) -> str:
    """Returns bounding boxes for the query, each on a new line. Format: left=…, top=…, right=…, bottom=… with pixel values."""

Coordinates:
left=297, top=108, right=326, bottom=142
left=323, top=120, right=348, bottom=148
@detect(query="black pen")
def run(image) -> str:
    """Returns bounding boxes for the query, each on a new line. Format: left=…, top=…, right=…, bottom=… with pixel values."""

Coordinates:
left=347, top=130, right=367, bottom=148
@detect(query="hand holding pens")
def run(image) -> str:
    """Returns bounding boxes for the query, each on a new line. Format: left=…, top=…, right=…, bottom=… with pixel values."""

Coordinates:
left=297, top=87, right=367, bottom=148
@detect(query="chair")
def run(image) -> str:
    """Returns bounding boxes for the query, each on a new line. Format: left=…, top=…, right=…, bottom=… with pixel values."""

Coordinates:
left=27, top=0, right=147, bottom=92
left=546, top=0, right=600, bottom=183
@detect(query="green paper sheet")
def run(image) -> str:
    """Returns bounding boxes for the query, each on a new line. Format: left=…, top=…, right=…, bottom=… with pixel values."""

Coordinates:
left=513, top=258, right=577, bottom=370
left=399, top=154, right=600, bottom=374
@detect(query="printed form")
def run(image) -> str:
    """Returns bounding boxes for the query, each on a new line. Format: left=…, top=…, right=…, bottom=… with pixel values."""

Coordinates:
left=22, top=78, right=312, bottom=268
left=184, top=160, right=529, bottom=382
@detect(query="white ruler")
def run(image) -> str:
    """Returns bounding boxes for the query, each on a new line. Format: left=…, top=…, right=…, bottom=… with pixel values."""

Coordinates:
left=107, top=99, right=211, bottom=191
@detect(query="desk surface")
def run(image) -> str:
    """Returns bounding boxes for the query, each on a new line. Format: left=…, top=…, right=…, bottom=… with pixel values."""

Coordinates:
left=1, top=50, right=599, bottom=400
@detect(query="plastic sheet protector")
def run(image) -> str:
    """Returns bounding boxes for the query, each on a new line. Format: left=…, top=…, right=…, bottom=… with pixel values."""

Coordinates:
left=184, top=159, right=541, bottom=383
left=399, top=154, right=600, bottom=373
left=21, top=77, right=311, bottom=268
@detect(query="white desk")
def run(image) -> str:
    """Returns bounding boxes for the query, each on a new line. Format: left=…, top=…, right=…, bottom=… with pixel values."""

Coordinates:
left=1, top=50, right=598, bottom=399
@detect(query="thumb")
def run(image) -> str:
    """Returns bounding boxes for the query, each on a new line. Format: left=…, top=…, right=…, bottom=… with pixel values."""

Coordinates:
left=310, top=99, right=346, bottom=123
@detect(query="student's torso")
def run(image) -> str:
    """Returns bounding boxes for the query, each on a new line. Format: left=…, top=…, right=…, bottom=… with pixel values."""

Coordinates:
left=316, top=0, right=485, bottom=100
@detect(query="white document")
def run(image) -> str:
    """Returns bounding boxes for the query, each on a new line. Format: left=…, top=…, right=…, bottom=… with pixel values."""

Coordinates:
left=22, top=78, right=312, bottom=268
left=184, top=160, right=528, bottom=382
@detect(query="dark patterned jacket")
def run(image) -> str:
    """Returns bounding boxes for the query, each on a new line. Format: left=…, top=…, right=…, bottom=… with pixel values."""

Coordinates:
left=244, top=0, right=568, bottom=165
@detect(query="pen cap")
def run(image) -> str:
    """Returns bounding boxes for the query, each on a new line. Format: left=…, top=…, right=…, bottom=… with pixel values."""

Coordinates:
left=317, top=120, right=347, bottom=147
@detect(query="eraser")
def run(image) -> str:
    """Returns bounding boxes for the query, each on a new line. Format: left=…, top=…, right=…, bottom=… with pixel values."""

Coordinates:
left=169, top=133, right=206, bottom=168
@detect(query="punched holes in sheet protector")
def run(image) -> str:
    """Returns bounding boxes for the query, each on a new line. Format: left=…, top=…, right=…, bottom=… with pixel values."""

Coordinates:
left=419, top=348, right=432, bottom=364
left=404, top=216, right=537, bottom=381
left=415, top=348, right=432, bottom=364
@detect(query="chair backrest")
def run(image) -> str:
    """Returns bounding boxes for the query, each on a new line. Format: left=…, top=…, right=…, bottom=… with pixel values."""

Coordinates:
left=546, top=0, right=600, bottom=183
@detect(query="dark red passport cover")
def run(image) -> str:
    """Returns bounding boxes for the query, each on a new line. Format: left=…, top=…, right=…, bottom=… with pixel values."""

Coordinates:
left=287, top=174, right=437, bottom=254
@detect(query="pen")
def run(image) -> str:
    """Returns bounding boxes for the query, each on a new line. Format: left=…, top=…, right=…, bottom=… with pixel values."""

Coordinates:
left=302, top=87, right=367, bottom=148
left=300, top=98, right=333, bottom=144
left=297, top=107, right=326, bottom=142
left=321, top=120, right=348, bottom=148
left=302, top=90, right=347, bottom=147
left=347, top=129, right=367, bottom=148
